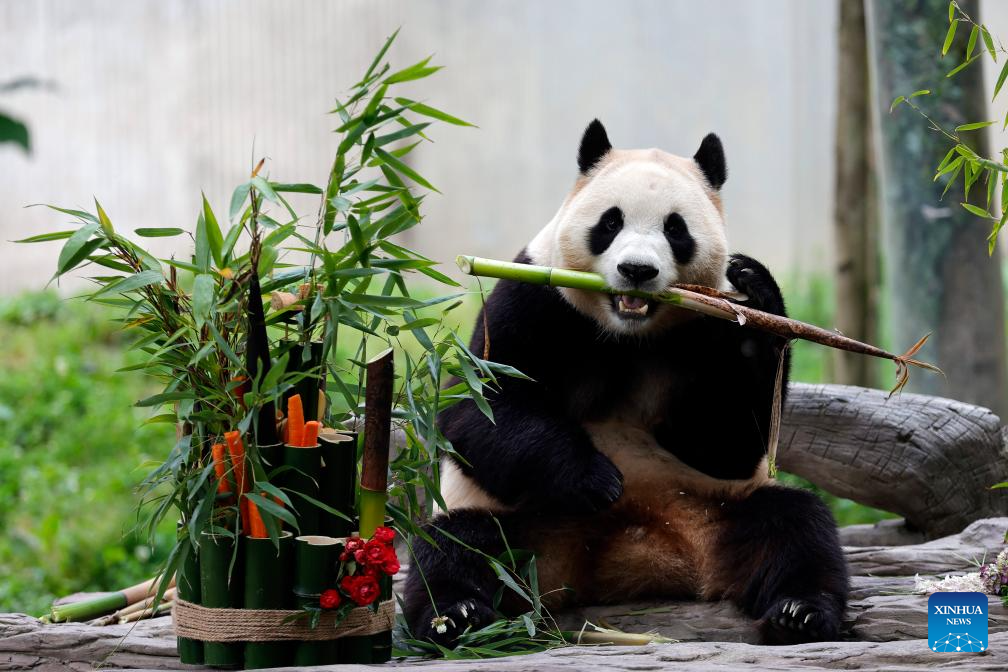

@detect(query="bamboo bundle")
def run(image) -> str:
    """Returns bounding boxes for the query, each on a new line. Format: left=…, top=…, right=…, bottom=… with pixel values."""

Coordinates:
left=456, top=255, right=940, bottom=394
left=47, top=576, right=175, bottom=623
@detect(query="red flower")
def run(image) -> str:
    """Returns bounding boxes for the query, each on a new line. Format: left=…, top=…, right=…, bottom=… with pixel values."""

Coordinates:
left=341, top=536, right=365, bottom=562
left=361, top=539, right=388, bottom=567
left=319, top=589, right=341, bottom=610
left=372, top=526, right=395, bottom=545
left=381, top=546, right=400, bottom=576
left=341, top=574, right=380, bottom=606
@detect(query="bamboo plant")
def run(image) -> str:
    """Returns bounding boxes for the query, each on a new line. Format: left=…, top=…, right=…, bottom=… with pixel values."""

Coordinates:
left=19, top=29, right=506, bottom=636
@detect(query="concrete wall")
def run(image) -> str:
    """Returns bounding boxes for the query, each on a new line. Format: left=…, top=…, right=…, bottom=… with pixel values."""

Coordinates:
left=5, top=1, right=998, bottom=294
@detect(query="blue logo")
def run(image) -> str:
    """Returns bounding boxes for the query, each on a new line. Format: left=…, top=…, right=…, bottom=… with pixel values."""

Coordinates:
left=928, top=592, right=988, bottom=652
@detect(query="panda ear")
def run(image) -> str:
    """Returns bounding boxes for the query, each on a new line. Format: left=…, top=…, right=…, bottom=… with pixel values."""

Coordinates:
left=578, top=119, right=612, bottom=174
left=693, top=133, right=727, bottom=190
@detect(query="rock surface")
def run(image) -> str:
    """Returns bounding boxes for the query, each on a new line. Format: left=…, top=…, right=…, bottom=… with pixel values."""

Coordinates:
left=3, top=518, right=1006, bottom=671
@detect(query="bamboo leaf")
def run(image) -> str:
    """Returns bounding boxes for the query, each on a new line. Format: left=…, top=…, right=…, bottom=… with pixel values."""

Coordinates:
left=359, top=28, right=400, bottom=86
left=394, top=97, right=475, bottom=126
left=56, top=222, right=100, bottom=276
left=983, top=26, right=997, bottom=62
left=961, top=202, right=992, bottom=217
left=967, top=24, right=979, bottom=59
left=94, top=269, right=163, bottom=298
left=949, top=0, right=955, bottom=22
left=994, top=59, right=1008, bottom=100
left=909, top=89, right=931, bottom=99
left=201, top=193, right=224, bottom=267
left=191, top=273, right=215, bottom=329
left=942, top=20, right=958, bottom=56
left=374, top=147, right=440, bottom=192
left=136, top=391, right=197, bottom=407
left=94, top=198, right=114, bottom=236
left=270, top=182, right=322, bottom=194
left=229, top=182, right=252, bottom=222
left=889, top=96, right=905, bottom=113
left=947, top=54, right=979, bottom=78
left=956, top=120, right=995, bottom=131
left=135, top=227, right=185, bottom=237
left=14, top=230, right=76, bottom=243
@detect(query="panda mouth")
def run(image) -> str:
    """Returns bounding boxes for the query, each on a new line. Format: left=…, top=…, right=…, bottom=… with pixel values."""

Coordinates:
left=612, top=294, right=655, bottom=319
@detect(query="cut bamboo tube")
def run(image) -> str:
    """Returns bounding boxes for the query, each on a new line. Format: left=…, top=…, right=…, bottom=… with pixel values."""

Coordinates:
left=281, top=441, right=321, bottom=535
left=199, top=532, right=244, bottom=668
left=243, top=532, right=295, bottom=668
left=319, top=431, right=356, bottom=538
left=456, top=255, right=941, bottom=394
left=293, top=535, right=340, bottom=665
left=360, top=348, right=393, bottom=539
left=176, top=534, right=203, bottom=664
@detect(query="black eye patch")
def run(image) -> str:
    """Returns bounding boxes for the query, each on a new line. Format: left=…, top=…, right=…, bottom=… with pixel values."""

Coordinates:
left=588, top=207, right=624, bottom=255
left=664, top=213, right=695, bottom=264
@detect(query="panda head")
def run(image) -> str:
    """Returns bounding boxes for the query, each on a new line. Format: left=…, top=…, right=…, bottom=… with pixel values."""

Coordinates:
left=527, top=119, right=731, bottom=336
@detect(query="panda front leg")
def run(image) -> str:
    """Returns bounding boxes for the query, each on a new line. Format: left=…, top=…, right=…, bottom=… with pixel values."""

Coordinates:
left=716, top=485, right=848, bottom=644
left=404, top=509, right=513, bottom=646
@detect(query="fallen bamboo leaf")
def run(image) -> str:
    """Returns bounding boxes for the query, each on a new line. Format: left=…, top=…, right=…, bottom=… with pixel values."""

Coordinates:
left=457, top=255, right=943, bottom=395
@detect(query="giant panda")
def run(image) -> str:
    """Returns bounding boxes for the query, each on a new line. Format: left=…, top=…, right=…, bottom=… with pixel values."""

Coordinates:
left=404, top=120, right=847, bottom=646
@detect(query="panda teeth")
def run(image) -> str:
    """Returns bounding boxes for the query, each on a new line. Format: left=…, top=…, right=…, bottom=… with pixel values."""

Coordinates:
left=618, top=296, right=649, bottom=316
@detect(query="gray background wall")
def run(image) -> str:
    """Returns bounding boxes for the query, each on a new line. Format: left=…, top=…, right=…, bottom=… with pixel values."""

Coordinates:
left=1, top=0, right=1006, bottom=294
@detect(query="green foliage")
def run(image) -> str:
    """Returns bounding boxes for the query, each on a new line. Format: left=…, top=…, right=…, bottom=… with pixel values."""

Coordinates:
left=0, top=292, right=175, bottom=615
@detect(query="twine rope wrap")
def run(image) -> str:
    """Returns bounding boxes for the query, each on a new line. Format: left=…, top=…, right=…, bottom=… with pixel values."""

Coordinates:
left=172, top=598, right=394, bottom=642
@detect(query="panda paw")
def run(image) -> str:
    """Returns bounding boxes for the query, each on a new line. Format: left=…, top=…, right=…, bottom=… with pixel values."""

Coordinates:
left=726, top=254, right=785, bottom=315
left=760, top=596, right=841, bottom=645
left=551, top=450, right=624, bottom=513
left=415, top=598, right=496, bottom=648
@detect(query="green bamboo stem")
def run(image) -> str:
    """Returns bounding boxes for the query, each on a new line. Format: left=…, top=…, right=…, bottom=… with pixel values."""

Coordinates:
left=176, top=534, right=203, bottom=664
left=199, top=532, right=244, bottom=668
left=456, top=255, right=941, bottom=393
left=243, top=532, right=294, bottom=669
left=293, top=535, right=340, bottom=665
left=319, top=431, right=356, bottom=538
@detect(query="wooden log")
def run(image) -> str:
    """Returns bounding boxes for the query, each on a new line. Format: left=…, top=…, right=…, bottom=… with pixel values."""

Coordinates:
left=779, top=383, right=1008, bottom=538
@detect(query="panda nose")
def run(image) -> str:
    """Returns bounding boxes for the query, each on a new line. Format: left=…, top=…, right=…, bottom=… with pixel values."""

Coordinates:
left=617, top=262, right=659, bottom=284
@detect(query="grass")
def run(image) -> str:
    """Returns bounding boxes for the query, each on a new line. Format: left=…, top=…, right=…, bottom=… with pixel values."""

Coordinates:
left=0, top=273, right=891, bottom=615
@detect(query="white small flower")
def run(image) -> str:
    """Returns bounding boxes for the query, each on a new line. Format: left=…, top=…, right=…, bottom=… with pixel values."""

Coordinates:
left=431, top=614, right=453, bottom=635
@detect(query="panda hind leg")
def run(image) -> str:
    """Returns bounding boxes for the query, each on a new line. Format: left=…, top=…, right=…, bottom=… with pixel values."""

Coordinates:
left=716, top=485, right=848, bottom=644
left=403, top=509, right=514, bottom=647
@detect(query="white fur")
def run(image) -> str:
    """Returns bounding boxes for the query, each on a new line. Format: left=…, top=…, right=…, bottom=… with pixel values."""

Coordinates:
left=528, top=148, right=730, bottom=335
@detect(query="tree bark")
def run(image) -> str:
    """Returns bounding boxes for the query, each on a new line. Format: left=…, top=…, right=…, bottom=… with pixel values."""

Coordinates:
left=866, top=0, right=1008, bottom=416
left=834, top=0, right=881, bottom=388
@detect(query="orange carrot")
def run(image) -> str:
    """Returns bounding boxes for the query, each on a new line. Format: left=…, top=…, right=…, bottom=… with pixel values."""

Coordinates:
left=225, top=430, right=250, bottom=536
left=302, top=420, right=320, bottom=448
left=287, top=394, right=304, bottom=447
left=211, top=443, right=231, bottom=496
left=247, top=497, right=268, bottom=538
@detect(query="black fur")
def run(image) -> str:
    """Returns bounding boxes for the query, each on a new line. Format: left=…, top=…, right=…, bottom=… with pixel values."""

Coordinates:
left=588, top=206, right=624, bottom=256
left=694, top=133, right=727, bottom=189
left=578, top=119, right=612, bottom=173
left=664, top=213, right=696, bottom=265
left=406, top=249, right=845, bottom=647
left=717, top=486, right=848, bottom=644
